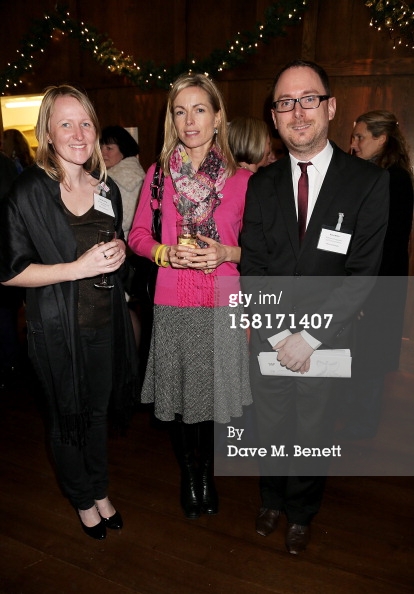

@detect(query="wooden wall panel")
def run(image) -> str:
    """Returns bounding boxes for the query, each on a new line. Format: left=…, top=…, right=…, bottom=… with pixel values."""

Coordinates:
left=187, top=0, right=257, bottom=60
left=88, top=87, right=168, bottom=164
left=2, top=0, right=414, bottom=166
left=315, top=0, right=414, bottom=62
left=327, top=75, right=414, bottom=153
left=75, top=0, right=188, bottom=82
left=0, top=0, right=76, bottom=59
left=0, top=0, right=80, bottom=92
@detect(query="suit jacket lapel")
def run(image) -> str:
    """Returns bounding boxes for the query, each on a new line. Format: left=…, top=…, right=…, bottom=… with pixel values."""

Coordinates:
left=274, top=160, right=301, bottom=257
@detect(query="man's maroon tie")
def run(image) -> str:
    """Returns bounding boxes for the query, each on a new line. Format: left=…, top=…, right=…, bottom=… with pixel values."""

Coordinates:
left=297, top=162, right=312, bottom=243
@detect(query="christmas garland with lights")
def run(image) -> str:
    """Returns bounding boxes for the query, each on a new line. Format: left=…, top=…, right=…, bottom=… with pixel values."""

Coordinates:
left=2, top=1, right=413, bottom=95
left=0, top=1, right=307, bottom=94
left=365, top=0, right=414, bottom=49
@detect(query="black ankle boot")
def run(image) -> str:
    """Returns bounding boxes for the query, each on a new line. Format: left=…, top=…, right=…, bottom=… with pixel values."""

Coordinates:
left=200, top=458, right=218, bottom=515
left=198, top=421, right=219, bottom=514
left=170, top=417, right=201, bottom=519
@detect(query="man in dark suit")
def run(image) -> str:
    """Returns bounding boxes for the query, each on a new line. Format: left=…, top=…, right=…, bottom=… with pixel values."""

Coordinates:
left=240, top=60, right=389, bottom=554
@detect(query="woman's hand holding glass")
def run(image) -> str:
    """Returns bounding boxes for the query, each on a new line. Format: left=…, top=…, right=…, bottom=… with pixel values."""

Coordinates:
left=72, top=236, right=126, bottom=281
left=169, top=220, right=200, bottom=270
left=170, top=234, right=229, bottom=274
left=95, top=230, right=117, bottom=289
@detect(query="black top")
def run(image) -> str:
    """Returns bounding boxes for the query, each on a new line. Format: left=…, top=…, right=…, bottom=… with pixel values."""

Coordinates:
left=63, top=203, right=113, bottom=328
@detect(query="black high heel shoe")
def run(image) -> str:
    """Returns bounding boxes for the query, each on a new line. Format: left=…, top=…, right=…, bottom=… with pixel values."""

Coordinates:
left=79, top=516, right=106, bottom=540
left=100, top=510, right=123, bottom=530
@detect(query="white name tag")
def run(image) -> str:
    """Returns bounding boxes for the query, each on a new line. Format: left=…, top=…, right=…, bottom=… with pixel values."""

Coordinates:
left=94, top=193, right=115, bottom=217
left=317, top=227, right=352, bottom=255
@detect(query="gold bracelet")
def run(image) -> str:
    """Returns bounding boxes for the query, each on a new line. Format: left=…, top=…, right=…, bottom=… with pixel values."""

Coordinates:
left=154, top=244, right=166, bottom=266
left=160, top=245, right=170, bottom=267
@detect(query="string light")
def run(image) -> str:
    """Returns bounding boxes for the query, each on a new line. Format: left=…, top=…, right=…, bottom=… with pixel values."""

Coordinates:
left=0, top=1, right=307, bottom=94
left=365, top=0, right=414, bottom=49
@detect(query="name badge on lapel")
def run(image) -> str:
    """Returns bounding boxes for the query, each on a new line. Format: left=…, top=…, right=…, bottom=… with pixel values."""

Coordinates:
left=94, top=193, right=115, bottom=217
left=317, top=212, right=352, bottom=255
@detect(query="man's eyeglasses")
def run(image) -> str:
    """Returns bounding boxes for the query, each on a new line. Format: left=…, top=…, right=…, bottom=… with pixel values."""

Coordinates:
left=272, top=95, right=330, bottom=113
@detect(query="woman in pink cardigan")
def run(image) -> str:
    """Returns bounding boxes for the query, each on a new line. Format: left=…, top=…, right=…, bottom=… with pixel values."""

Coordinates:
left=128, top=73, right=252, bottom=519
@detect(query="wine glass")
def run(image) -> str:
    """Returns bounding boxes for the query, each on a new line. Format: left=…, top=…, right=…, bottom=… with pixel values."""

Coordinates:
left=94, top=229, right=116, bottom=289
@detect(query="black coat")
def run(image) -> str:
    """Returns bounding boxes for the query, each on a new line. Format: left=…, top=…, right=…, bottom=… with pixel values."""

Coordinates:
left=379, top=164, right=413, bottom=276
left=354, top=164, right=413, bottom=375
left=0, top=165, right=139, bottom=444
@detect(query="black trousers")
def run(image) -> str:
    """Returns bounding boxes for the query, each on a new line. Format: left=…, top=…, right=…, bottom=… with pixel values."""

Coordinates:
left=48, top=326, right=113, bottom=509
left=251, top=365, right=339, bottom=525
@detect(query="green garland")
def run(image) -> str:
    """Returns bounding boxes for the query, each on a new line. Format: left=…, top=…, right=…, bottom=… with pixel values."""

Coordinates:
left=0, top=1, right=307, bottom=94
left=3, top=1, right=412, bottom=95
left=365, top=0, right=414, bottom=48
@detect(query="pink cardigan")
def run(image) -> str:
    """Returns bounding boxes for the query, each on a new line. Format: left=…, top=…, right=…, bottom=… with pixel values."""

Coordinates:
left=128, top=163, right=251, bottom=307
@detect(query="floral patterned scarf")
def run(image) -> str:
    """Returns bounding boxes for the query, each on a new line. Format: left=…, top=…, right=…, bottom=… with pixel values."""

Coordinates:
left=170, top=143, right=227, bottom=246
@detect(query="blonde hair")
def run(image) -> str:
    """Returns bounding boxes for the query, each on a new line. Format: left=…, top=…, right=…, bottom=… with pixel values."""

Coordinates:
left=35, top=85, right=106, bottom=187
left=159, top=73, right=236, bottom=176
left=228, top=117, right=270, bottom=165
left=2, top=129, right=35, bottom=169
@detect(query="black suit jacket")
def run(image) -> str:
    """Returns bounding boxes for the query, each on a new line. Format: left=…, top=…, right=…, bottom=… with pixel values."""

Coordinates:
left=240, top=142, right=390, bottom=352
left=354, top=164, right=413, bottom=375
left=380, top=164, right=413, bottom=276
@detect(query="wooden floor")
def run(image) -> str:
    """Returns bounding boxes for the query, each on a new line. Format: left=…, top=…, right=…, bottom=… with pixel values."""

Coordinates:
left=0, top=352, right=413, bottom=594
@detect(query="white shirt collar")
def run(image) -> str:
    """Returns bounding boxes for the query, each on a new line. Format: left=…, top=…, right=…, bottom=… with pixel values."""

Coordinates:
left=289, top=140, right=333, bottom=177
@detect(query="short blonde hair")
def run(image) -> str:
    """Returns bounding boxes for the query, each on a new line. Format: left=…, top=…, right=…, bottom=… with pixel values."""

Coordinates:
left=228, top=117, right=270, bottom=165
left=35, top=85, right=106, bottom=187
left=160, top=73, right=236, bottom=176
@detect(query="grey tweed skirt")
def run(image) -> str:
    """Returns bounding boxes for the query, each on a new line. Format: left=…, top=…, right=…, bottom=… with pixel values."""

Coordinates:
left=141, top=304, right=252, bottom=424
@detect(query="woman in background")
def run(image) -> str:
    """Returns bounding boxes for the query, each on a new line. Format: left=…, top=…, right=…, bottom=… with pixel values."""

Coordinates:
left=342, top=110, right=414, bottom=439
left=228, top=116, right=271, bottom=172
left=100, top=125, right=147, bottom=347
left=129, top=73, right=252, bottom=519
left=0, top=85, right=138, bottom=539
left=2, top=128, right=35, bottom=173
left=100, top=125, right=145, bottom=240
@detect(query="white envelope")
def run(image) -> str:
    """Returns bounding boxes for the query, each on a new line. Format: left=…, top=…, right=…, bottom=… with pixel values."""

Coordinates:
left=257, top=350, right=352, bottom=377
